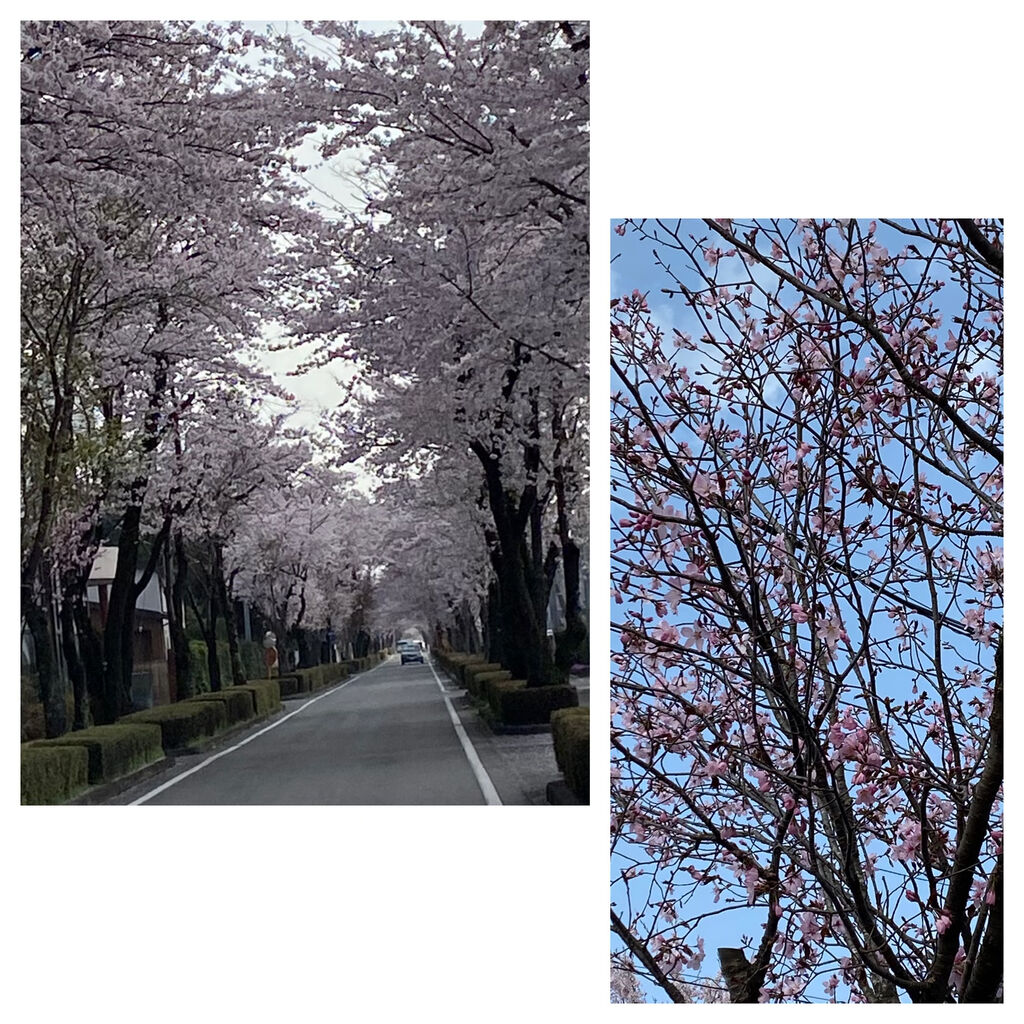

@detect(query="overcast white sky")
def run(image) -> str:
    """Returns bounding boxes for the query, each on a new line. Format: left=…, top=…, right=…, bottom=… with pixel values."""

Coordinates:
left=246, top=21, right=485, bottom=439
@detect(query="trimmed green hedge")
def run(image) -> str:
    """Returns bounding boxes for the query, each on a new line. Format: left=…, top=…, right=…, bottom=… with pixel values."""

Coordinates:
left=236, top=680, right=281, bottom=717
left=461, top=661, right=503, bottom=691
left=456, top=657, right=491, bottom=685
left=188, top=688, right=256, bottom=726
left=32, top=723, right=164, bottom=785
left=276, top=673, right=304, bottom=697
left=465, top=667, right=511, bottom=699
left=342, top=657, right=374, bottom=676
left=551, top=707, right=590, bottom=803
left=123, top=701, right=227, bottom=750
left=293, top=661, right=350, bottom=693
left=22, top=745, right=90, bottom=805
left=484, top=679, right=579, bottom=726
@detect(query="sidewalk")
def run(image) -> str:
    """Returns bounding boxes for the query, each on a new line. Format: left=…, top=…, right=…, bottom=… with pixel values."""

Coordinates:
left=436, top=663, right=590, bottom=805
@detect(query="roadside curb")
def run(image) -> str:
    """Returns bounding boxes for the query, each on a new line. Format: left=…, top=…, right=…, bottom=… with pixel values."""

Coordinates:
left=67, top=755, right=176, bottom=805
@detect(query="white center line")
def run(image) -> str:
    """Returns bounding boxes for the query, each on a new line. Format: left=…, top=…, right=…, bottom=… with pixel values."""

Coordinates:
left=427, top=658, right=503, bottom=806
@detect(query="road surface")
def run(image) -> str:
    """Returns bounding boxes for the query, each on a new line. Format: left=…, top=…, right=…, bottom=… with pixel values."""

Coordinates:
left=112, top=655, right=502, bottom=805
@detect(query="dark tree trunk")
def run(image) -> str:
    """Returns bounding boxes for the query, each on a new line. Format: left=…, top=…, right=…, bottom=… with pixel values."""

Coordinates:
left=70, top=588, right=104, bottom=721
left=484, top=536, right=504, bottom=664
left=100, top=522, right=139, bottom=722
left=551, top=405, right=587, bottom=663
left=214, top=544, right=246, bottom=685
left=496, top=532, right=555, bottom=686
left=206, top=583, right=222, bottom=692
left=354, top=629, right=370, bottom=658
left=554, top=453, right=585, bottom=637
left=100, top=363, right=170, bottom=720
left=58, top=584, right=88, bottom=731
left=23, top=581, right=66, bottom=738
left=473, top=450, right=556, bottom=686
left=186, top=567, right=221, bottom=693
left=457, top=599, right=480, bottom=654
left=295, top=627, right=314, bottom=668
left=101, top=505, right=170, bottom=721
left=166, top=530, right=193, bottom=700
left=962, top=856, right=1002, bottom=1002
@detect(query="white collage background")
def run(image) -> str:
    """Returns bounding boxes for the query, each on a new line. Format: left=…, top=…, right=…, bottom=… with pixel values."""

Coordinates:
left=5, top=1, right=1020, bottom=1020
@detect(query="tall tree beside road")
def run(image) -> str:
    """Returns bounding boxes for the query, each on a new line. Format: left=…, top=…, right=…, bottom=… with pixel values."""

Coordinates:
left=610, top=219, right=1002, bottom=1002
left=21, top=20, right=339, bottom=725
left=226, top=465, right=387, bottom=666
left=368, top=466, right=493, bottom=652
left=294, top=20, right=590, bottom=685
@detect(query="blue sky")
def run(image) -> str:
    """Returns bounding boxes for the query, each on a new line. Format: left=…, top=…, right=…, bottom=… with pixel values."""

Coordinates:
left=609, top=218, right=1003, bottom=1003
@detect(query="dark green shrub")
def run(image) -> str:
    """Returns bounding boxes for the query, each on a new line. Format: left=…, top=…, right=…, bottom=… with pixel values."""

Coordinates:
left=305, top=666, right=326, bottom=690
left=189, top=639, right=246, bottom=691
left=235, top=680, right=281, bottom=717
left=466, top=667, right=511, bottom=699
left=33, top=723, right=164, bottom=785
left=551, top=707, right=589, bottom=802
left=550, top=707, right=589, bottom=770
left=554, top=620, right=589, bottom=675
left=276, top=674, right=303, bottom=697
left=295, top=665, right=329, bottom=691
left=189, top=688, right=256, bottom=725
left=433, top=650, right=483, bottom=682
left=293, top=662, right=348, bottom=692
left=461, top=660, right=502, bottom=688
left=22, top=745, right=90, bottom=804
left=455, top=656, right=488, bottom=684
left=239, top=640, right=264, bottom=679
left=486, top=679, right=579, bottom=726
left=123, top=701, right=227, bottom=751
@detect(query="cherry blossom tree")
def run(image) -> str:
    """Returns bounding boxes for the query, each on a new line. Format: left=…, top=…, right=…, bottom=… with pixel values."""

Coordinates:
left=225, top=461, right=387, bottom=666
left=290, top=20, right=590, bottom=684
left=368, top=463, right=493, bottom=652
left=611, top=219, right=1002, bottom=1003
left=21, top=20, right=340, bottom=726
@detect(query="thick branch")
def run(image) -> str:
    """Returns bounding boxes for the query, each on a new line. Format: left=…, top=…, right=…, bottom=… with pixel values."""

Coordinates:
left=611, top=909, right=690, bottom=1003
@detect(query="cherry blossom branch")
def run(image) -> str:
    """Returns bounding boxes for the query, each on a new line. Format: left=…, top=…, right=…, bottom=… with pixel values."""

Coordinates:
left=703, top=219, right=1002, bottom=466
left=611, top=909, right=690, bottom=1003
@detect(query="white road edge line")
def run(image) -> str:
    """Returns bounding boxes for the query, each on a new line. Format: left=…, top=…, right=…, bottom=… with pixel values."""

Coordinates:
left=129, top=660, right=387, bottom=805
left=427, top=658, right=503, bottom=806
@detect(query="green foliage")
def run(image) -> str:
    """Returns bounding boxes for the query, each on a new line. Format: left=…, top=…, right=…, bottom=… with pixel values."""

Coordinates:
left=276, top=673, right=304, bottom=697
left=554, top=620, right=589, bottom=672
left=234, top=680, right=281, bottom=717
left=485, top=678, right=579, bottom=726
left=292, top=662, right=350, bottom=693
left=21, top=745, right=89, bottom=804
left=188, top=689, right=256, bottom=725
left=239, top=640, right=264, bottom=679
left=461, top=660, right=502, bottom=688
left=186, top=638, right=263, bottom=691
left=465, top=667, right=511, bottom=699
left=551, top=707, right=589, bottom=803
left=32, top=723, right=164, bottom=784
left=123, top=701, right=227, bottom=750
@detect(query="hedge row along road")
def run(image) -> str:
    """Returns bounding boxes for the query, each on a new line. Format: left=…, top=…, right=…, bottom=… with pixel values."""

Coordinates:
left=109, top=655, right=501, bottom=805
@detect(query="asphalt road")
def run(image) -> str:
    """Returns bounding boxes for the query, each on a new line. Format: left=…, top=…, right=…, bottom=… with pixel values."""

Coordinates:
left=114, top=656, right=494, bottom=805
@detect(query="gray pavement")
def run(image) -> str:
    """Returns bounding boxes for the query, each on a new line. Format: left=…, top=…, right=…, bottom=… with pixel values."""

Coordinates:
left=107, top=656, right=586, bottom=806
left=112, top=657, right=486, bottom=805
left=435, top=667, right=590, bottom=806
